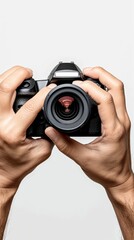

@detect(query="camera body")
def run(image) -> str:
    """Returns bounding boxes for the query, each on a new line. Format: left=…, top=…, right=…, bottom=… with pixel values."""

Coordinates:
left=14, top=62, right=104, bottom=137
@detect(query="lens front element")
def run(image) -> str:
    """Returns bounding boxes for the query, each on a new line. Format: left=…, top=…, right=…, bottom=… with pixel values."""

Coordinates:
left=55, top=96, right=79, bottom=120
left=58, top=96, right=74, bottom=114
left=44, top=84, right=91, bottom=133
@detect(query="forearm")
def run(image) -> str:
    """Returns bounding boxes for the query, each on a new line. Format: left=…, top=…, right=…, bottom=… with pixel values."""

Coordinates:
left=0, top=188, right=17, bottom=240
left=106, top=173, right=134, bottom=240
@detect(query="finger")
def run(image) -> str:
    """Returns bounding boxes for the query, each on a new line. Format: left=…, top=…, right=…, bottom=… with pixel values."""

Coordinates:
left=45, top=127, right=93, bottom=167
left=0, top=66, right=25, bottom=83
left=73, top=80, right=119, bottom=133
left=83, top=67, right=127, bottom=122
left=13, top=84, right=56, bottom=136
left=0, top=67, right=33, bottom=115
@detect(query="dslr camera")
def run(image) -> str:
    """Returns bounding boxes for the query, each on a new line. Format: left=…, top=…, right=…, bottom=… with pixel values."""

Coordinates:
left=14, top=62, right=104, bottom=138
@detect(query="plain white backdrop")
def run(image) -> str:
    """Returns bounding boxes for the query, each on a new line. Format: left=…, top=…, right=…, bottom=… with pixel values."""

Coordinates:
left=0, top=0, right=133, bottom=239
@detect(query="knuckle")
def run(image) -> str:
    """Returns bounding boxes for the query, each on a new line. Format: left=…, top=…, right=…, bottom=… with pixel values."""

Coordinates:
left=82, top=158, right=90, bottom=170
left=103, top=92, right=113, bottom=104
left=0, top=125, right=23, bottom=145
left=125, top=116, right=131, bottom=131
left=1, top=132, right=18, bottom=145
left=114, top=80, right=124, bottom=90
left=58, top=141, right=69, bottom=154
left=0, top=81, right=11, bottom=93
left=93, top=66, right=104, bottom=73
left=44, top=149, right=51, bottom=159
left=13, top=65, right=32, bottom=74
left=18, top=67, right=30, bottom=77
left=6, top=136, right=18, bottom=145
left=41, top=144, right=52, bottom=159
left=112, top=124, right=125, bottom=141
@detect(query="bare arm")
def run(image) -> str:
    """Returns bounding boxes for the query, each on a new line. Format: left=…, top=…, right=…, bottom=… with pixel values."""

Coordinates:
left=0, top=66, right=55, bottom=239
left=45, top=66, right=134, bottom=240
left=0, top=188, right=17, bottom=239
left=107, top=174, right=134, bottom=240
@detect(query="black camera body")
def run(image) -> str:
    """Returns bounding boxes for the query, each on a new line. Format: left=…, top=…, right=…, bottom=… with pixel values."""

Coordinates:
left=14, top=62, right=104, bottom=138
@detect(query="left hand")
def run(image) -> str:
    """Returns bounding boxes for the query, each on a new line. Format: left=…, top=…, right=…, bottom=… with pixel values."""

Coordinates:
left=45, top=66, right=132, bottom=189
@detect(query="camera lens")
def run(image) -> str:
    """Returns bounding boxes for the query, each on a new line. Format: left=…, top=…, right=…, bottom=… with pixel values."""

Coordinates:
left=44, top=84, right=92, bottom=133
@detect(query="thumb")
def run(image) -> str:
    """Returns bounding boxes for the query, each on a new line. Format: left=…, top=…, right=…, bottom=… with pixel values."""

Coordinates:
left=45, top=127, right=89, bottom=167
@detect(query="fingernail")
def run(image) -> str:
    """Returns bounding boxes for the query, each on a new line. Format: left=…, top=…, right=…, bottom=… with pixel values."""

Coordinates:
left=73, top=80, right=83, bottom=85
left=45, top=127, right=57, bottom=142
left=48, top=83, right=57, bottom=89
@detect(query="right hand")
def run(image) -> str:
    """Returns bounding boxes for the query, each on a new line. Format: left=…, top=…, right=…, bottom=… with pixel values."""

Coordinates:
left=0, top=66, right=56, bottom=188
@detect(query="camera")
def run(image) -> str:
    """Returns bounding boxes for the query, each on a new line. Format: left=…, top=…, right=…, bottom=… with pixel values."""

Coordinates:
left=13, top=62, right=104, bottom=138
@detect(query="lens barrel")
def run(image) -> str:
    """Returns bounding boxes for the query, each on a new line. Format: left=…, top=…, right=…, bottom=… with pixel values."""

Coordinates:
left=43, top=84, right=91, bottom=133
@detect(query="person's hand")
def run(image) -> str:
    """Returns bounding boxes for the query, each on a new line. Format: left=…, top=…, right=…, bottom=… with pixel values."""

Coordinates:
left=45, top=67, right=133, bottom=190
left=0, top=66, right=55, bottom=188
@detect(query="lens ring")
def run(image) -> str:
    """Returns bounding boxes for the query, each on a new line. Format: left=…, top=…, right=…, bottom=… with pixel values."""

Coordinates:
left=44, top=84, right=91, bottom=133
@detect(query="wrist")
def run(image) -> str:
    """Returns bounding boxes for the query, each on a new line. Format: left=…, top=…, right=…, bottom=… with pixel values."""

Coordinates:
left=106, top=172, right=134, bottom=205
left=106, top=173, right=134, bottom=240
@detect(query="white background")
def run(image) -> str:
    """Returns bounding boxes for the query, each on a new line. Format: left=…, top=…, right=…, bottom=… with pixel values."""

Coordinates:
left=0, top=0, right=133, bottom=239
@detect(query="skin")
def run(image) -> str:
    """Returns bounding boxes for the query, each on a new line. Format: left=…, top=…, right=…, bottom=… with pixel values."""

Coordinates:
left=0, top=66, right=133, bottom=239
left=0, top=66, right=56, bottom=239
left=45, top=67, right=134, bottom=240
